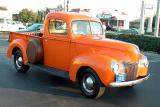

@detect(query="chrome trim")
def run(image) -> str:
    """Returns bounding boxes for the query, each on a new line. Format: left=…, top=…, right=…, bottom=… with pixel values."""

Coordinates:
left=122, top=61, right=138, bottom=81
left=109, top=74, right=150, bottom=87
left=135, top=45, right=140, bottom=64
left=131, top=44, right=140, bottom=64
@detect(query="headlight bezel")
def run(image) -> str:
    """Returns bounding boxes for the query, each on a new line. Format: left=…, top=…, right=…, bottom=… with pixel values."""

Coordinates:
left=141, top=55, right=149, bottom=67
left=111, top=61, right=120, bottom=75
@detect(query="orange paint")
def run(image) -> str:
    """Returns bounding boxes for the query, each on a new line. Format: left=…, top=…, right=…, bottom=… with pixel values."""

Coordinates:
left=7, top=12, right=148, bottom=87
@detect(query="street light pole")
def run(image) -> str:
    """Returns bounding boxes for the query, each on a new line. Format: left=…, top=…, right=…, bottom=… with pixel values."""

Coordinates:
left=154, top=0, right=160, bottom=37
left=66, top=0, right=69, bottom=12
left=64, top=0, right=66, bottom=12
left=139, top=0, right=145, bottom=35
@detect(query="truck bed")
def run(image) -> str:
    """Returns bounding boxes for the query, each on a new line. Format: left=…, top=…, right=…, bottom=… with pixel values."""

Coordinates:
left=9, top=32, right=43, bottom=43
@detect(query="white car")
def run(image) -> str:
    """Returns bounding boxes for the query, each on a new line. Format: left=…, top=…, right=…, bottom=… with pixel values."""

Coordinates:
left=0, top=18, right=26, bottom=32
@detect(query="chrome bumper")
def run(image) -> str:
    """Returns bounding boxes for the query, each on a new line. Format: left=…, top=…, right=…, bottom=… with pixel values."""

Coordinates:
left=109, top=74, right=150, bottom=87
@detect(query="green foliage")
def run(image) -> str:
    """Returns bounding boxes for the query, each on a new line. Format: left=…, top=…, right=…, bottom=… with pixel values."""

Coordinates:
left=19, top=8, right=38, bottom=23
left=36, top=10, right=44, bottom=23
left=36, top=8, right=50, bottom=23
left=106, top=34, right=160, bottom=54
left=19, top=8, right=50, bottom=23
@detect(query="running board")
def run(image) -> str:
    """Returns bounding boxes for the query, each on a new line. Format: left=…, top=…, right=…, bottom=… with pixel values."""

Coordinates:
left=29, top=64, right=70, bottom=79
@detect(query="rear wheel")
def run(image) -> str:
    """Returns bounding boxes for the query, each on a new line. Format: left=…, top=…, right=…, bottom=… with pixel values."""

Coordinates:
left=78, top=69, right=105, bottom=99
left=14, top=50, right=29, bottom=73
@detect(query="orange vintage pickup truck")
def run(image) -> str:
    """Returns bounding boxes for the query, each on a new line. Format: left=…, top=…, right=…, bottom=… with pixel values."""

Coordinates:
left=7, top=12, right=149, bottom=98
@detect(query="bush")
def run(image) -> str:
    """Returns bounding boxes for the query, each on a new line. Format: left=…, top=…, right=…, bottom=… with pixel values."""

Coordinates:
left=106, top=34, right=160, bottom=54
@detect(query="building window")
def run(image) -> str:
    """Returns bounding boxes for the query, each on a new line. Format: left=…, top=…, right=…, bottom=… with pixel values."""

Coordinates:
left=109, top=20, right=117, bottom=27
left=118, top=20, right=124, bottom=26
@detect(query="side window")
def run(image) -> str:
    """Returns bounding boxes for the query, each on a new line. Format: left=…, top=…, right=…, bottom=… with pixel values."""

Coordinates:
left=49, top=19, right=67, bottom=35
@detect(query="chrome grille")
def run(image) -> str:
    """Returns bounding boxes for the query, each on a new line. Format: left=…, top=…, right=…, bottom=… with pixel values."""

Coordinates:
left=123, top=62, right=138, bottom=81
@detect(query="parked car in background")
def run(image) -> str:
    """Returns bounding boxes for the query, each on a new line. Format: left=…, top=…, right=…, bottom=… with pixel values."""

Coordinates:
left=106, top=28, right=139, bottom=36
left=105, top=30, right=122, bottom=35
left=127, top=28, right=139, bottom=35
left=13, top=21, right=26, bottom=30
left=130, top=28, right=139, bottom=33
left=17, top=23, right=43, bottom=32
left=0, top=18, right=25, bottom=31
left=119, top=29, right=138, bottom=35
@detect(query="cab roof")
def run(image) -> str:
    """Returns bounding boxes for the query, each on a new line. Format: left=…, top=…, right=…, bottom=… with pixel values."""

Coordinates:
left=46, top=12, right=101, bottom=22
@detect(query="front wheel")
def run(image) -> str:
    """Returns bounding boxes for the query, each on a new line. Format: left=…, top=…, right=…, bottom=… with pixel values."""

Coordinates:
left=78, top=69, right=105, bottom=99
left=14, top=50, right=29, bottom=73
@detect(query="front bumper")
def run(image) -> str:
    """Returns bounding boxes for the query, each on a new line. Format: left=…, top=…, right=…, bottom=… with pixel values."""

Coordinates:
left=109, top=74, right=150, bottom=87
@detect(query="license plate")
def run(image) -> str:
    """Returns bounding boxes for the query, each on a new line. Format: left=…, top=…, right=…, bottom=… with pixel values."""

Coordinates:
left=116, top=73, right=126, bottom=82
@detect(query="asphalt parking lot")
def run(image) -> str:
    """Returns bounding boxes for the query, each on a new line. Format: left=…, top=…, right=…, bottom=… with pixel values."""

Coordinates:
left=0, top=33, right=160, bottom=107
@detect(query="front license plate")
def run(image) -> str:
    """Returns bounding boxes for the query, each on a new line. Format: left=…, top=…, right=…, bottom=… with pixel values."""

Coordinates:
left=116, top=73, right=126, bottom=82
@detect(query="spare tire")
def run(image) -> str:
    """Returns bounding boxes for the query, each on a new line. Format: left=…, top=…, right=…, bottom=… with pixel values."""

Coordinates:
left=26, top=38, right=43, bottom=64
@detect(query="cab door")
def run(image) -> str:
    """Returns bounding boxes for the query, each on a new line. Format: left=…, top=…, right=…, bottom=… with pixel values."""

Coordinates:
left=43, top=18, right=71, bottom=71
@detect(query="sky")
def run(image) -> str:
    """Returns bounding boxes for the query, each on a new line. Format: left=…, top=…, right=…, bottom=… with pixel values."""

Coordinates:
left=0, top=0, right=158, bottom=21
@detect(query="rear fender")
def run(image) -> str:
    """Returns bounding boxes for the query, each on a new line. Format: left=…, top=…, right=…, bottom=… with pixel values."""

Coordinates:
left=7, top=39, right=28, bottom=64
left=69, top=54, right=115, bottom=86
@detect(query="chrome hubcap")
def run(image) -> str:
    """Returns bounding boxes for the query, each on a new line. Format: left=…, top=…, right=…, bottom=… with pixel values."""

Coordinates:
left=82, top=75, right=95, bottom=93
left=86, top=77, right=94, bottom=89
left=16, top=56, right=23, bottom=68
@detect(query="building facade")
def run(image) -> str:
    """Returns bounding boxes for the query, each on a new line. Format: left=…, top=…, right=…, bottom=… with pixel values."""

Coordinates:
left=97, top=11, right=129, bottom=29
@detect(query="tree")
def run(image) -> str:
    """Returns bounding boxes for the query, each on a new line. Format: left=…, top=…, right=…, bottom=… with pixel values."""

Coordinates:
left=36, top=8, right=50, bottom=23
left=36, top=10, right=43, bottom=22
left=57, top=4, right=63, bottom=11
left=0, top=6, right=7, bottom=11
left=19, top=8, right=37, bottom=23
left=44, top=8, right=50, bottom=16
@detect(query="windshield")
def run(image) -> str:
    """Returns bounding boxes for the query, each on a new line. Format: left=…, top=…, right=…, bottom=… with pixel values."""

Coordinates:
left=72, top=20, right=103, bottom=35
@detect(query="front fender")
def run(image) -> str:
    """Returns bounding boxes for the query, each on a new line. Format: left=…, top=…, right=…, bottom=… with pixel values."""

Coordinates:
left=69, top=54, right=116, bottom=86
left=7, top=39, right=28, bottom=64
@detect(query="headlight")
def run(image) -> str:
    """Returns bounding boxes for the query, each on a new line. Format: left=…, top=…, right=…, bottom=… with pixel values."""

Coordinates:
left=111, top=61, right=119, bottom=74
left=141, top=55, right=149, bottom=67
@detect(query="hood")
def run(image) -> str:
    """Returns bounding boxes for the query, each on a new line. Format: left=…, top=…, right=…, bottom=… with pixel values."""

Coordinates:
left=72, top=36, right=139, bottom=63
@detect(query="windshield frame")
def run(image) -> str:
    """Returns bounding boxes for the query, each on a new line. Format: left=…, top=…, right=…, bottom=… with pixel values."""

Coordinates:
left=71, top=20, right=103, bottom=36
